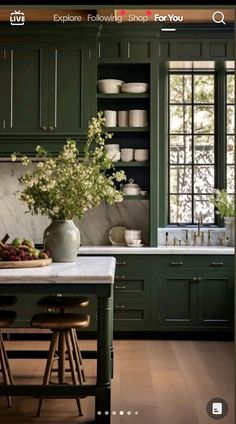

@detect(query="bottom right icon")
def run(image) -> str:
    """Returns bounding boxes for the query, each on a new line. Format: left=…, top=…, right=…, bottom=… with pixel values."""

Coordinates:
left=207, top=398, right=228, bottom=419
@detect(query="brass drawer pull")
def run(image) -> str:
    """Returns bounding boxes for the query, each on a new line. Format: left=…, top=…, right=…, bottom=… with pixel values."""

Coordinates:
left=192, top=276, right=202, bottom=282
left=117, top=261, right=126, bottom=266
left=115, top=285, right=126, bottom=290
left=192, top=276, right=198, bottom=282
left=171, top=261, right=183, bottom=266
left=115, top=304, right=125, bottom=309
left=211, top=261, right=223, bottom=266
left=115, top=275, right=125, bottom=280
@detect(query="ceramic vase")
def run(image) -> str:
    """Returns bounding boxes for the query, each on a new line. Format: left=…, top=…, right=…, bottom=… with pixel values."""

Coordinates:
left=43, top=220, right=81, bottom=262
left=224, top=217, right=235, bottom=247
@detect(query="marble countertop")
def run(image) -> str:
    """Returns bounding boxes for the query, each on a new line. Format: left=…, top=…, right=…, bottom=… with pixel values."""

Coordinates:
left=78, top=246, right=234, bottom=255
left=0, top=257, right=116, bottom=284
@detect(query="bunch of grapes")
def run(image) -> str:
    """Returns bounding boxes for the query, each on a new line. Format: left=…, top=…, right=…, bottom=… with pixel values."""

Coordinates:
left=0, top=236, right=51, bottom=262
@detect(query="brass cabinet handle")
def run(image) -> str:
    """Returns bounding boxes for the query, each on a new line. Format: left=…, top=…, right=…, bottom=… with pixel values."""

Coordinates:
left=211, top=262, right=223, bottom=266
left=41, top=126, right=47, bottom=131
left=115, top=275, right=125, bottom=280
left=171, top=261, right=183, bottom=266
left=115, top=304, right=125, bottom=309
left=117, top=261, right=126, bottom=266
left=49, top=126, right=54, bottom=131
left=192, top=276, right=202, bottom=282
left=115, top=285, right=126, bottom=290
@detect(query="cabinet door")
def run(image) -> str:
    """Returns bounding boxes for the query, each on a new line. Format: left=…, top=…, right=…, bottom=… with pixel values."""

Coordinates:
left=0, top=43, right=48, bottom=134
left=197, top=271, right=234, bottom=327
left=47, top=42, right=94, bottom=135
left=159, top=272, right=196, bottom=328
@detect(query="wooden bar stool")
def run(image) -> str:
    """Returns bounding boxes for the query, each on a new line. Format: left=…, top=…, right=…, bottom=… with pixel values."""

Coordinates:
left=31, top=312, right=90, bottom=417
left=37, top=295, right=89, bottom=382
left=0, top=295, right=18, bottom=408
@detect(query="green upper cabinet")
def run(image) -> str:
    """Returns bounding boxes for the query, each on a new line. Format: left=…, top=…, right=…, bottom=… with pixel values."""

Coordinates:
left=98, top=24, right=159, bottom=63
left=0, top=42, right=95, bottom=137
left=0, top=24, right=98, bottom=153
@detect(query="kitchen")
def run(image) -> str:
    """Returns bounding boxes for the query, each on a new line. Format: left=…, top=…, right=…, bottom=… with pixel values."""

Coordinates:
left=0, top=7, right=234, bottom=424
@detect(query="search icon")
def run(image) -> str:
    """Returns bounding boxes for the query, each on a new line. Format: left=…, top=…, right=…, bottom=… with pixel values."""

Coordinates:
left=212, top=11, right=226, bottom=25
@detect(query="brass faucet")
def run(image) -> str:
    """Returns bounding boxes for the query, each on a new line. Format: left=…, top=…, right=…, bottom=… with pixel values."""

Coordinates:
left=194, top=213, right=204, bottom=246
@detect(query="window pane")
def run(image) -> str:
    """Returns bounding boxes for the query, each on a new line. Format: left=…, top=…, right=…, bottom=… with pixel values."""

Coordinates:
left=169, top=74, right=192, bottom=103
left=227, top=105, right=235, bottom=134
left=227, top=165, right=235, bottom=193
left=170, top=166, right=192, bottom=193
left=194, top=195, right=214, bottom=223
left=194, top=75, right=214, bottom=103
left=169, top=195, right=192, bottom=223
left=194, top=136, right=214, bottom=164
left=194, top=165, right=214, bottom=193
left=194, top=106, right=214, bottom=133
left=170, top=105, right=192, bottom=133
left=227, top=74, right=235, bottom=103
left=169, top=136, right=192, bottom=164
left=227, top=136, right=235, bottom=164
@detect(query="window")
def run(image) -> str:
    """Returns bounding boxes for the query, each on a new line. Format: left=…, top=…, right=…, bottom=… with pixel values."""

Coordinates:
left=168, top=63, right=235, bottom=225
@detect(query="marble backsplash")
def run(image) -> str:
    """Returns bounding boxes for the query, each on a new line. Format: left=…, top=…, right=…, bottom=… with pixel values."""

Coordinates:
left=0, top=163, right=149, bottom=246
left=158, top=227, right=228, bottom=247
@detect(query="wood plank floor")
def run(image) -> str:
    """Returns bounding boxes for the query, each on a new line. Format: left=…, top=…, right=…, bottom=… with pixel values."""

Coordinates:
left=0, top=339, right=234, bottom=423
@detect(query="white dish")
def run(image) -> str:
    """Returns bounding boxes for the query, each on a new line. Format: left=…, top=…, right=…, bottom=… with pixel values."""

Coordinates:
left=121, top=82, right=149, bottom=94
left=97, top=79, right=124, bottom=94
left=108, top=225, right=127, bottom=246
left=127, top=243, right=144, bottom=247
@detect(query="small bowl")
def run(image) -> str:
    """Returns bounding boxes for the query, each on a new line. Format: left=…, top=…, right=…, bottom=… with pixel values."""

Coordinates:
left=120, top=82, right=149, bottom=94
left=97, top=79, right=124, bottom=94
left=129, top=239, right=142, bottom=246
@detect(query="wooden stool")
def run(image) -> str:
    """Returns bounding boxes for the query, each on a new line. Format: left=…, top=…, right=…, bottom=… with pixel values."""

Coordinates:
left=31, top=312, right=90, bottom=417
left=37, top=295, right=89, bottom=382
left=0, top=305, right=17, bottom=408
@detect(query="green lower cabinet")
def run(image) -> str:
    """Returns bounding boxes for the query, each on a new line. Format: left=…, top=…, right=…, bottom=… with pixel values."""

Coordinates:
left=197, top=271, right=234, bottom=328
left=158, top=257, right=234, bottom=331
left=113, top=255, right=152, bottom=331
left=159, top=272, right=196, bottom=328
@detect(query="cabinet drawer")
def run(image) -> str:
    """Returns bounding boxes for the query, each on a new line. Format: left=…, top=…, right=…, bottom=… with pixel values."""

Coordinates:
left=115, top=255, right=151, bottom=274
left=114, top=277, right=150, bottom=298
left=113, top=299, right=150, bottom=330
left=158, top=255, right=233, bottom=269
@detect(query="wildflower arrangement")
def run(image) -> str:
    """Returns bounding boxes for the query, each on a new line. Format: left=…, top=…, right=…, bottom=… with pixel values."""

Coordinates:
left=212, top=189, right=235, bottom=218
left=11, top=112, right=126, bottom=220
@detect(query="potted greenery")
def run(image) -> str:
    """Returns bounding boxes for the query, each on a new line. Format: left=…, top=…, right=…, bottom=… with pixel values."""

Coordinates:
left=212, top=189, right=235, bottom=246
left=12, top=112, right=126, bottom=261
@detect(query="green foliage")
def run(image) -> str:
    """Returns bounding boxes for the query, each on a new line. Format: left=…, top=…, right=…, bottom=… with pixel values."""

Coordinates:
left=212, top=189, right=235, bottom=218
left=11, top=112, right=126, bottom=220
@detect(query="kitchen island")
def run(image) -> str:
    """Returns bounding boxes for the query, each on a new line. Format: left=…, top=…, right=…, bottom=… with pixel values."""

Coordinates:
left=0, top=256, right=116, bottom=424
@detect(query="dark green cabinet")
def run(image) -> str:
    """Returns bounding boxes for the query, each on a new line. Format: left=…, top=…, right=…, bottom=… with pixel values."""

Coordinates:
left=0, top=42, right=94, bottom=139
left=158, top=255, right=234, bottom=331
left=113, top=255, right=152, bottom=331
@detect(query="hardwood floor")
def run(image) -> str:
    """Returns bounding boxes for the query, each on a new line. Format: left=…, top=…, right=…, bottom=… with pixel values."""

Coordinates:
left=0, top=339, right=234, bottom=423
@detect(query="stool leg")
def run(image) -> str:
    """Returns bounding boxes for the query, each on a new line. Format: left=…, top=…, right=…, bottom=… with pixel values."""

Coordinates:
left=70, top=329, right=84, bottom=384
left=0, top=333, right=14, bottom=385
left=65, top=331, right=83, bottom=416
left=58, top=331, right=66, bottom=385
left=37, top=331, right=59, bottom=417
left=0, top=335, right=12, bottom=408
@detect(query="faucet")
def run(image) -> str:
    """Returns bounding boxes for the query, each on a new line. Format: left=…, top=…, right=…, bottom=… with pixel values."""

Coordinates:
left=194, top=213, right=204, bottom=246
left=197, top=212, right=203, bottom=236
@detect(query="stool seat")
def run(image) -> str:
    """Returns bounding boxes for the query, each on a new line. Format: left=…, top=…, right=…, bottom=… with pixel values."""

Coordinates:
left=37, top=296, right=89, bottom=310
left=0, top=296, right=17, bottom=308
left=31, top=313, right=90, bottom=330
left=0, top=311, right=17, bottom=327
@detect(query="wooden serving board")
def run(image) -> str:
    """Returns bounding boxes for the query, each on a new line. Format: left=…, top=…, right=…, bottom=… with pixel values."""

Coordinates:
left=0, top=258, right=52, bottom=269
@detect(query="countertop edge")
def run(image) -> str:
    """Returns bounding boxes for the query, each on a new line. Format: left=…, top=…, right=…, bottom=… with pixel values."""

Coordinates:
left=78, top=246, right=234, bottom=255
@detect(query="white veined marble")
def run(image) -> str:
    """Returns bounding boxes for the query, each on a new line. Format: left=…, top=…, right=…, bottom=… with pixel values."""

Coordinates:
left=0, top=256, right=116, bottom=284
left=0, top=163, right=149, bottom=245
